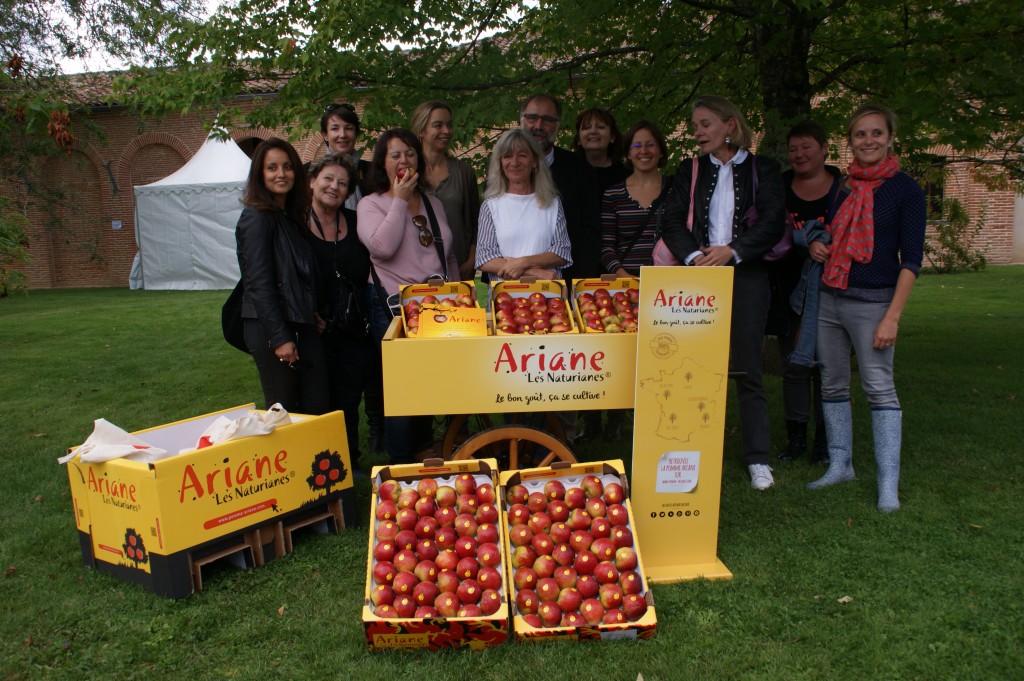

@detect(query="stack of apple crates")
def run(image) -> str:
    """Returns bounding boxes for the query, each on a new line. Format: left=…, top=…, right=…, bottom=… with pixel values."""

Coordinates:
left=363, top=458, right=657, bottom=651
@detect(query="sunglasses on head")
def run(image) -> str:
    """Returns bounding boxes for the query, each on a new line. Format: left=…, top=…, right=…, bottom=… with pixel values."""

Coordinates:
left=412, top=215, right=433, bottom=247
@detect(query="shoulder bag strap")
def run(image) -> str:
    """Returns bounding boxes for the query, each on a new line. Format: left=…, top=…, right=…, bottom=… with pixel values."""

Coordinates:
left=619, top=176, right=671, bottom=263
left=420, top=194, right=449, bottom=281
left=686, top=157, right=698, bottom=231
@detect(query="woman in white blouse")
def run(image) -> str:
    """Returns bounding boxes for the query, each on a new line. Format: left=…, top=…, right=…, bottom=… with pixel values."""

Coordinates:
left=475, top=129, right=572, bottom=281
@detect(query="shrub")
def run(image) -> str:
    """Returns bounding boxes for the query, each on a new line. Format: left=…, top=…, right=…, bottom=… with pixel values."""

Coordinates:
left=924, top=198, right=987, bottom=274
left=0, top=199, right=31, bottom=297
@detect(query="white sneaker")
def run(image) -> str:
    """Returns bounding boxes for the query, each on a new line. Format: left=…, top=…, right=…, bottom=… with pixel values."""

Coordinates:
left=748, top=464, right=775, bottom=491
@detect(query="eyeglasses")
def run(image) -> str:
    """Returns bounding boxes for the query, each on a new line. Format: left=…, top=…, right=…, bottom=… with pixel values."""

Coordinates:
left=324, top=102, right=356, bottom=115
left=523, top=113, right=560, bottom=125
left=412, top=215, right=433, bottom=247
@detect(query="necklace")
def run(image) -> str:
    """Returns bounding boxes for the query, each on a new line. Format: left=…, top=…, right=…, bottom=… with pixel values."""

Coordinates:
left=311, top=209, right=343, bottom=278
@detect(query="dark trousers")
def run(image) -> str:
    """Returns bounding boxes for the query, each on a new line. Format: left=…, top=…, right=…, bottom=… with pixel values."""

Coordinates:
left=729, top=265, right=771, bottom=465
left=777, top=322, right=824, bottom=425
left=368, top=289, right=434, bottom=464
left=321, top=325, right=371, bottom=459
left=244, top=319, right=329, bottom=415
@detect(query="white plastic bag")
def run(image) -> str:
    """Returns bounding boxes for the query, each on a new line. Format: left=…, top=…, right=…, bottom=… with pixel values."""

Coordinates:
left=58, top=419, right=169, bottom=465
left=187, top=403, right=291, bottom=452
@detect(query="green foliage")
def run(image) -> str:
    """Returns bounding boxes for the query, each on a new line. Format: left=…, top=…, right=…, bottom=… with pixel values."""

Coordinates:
left=114, top=0, right=1024, bottom=185
left=0, top=196, right=30, bottom=297
left=924, top=198, right=988, bottom=274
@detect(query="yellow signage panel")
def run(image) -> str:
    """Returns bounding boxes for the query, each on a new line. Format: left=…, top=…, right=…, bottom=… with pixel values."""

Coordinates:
left=381, top=329, right=637, bottom=416
left=631, top=266, right=734, bottom=582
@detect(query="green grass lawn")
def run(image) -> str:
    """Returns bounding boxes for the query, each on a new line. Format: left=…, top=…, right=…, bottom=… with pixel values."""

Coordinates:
left=1, top=268, right=1022, bottom=680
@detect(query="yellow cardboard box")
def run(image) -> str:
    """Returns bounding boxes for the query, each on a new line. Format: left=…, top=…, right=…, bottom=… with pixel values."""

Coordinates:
left=571, top=275, right=641, bottom=333
left=499, top=460, right=657, bottom=642
left=398, top=279, right=482, bottom=338
left=490, top=278, right=577, bottom=335
left=363, top=458, right=510, bottom=651
left=65, top=405, right=354, bottom=598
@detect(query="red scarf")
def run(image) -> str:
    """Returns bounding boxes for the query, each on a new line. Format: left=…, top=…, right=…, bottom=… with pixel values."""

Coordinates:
left=823, top=155, right=899, bottom=289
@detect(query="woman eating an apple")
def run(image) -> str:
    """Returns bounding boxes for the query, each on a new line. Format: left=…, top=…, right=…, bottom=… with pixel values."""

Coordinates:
left=235, top=138, right=328, bottom=415
left=659, top=95, right=786, bottom=492
left=475, top=128, right=572, bottom=282
left=805, top=105, right=926, bottom=512
left=305, top=153, right=371, bottom=462
left=411, top=100, right=481, bottom=282
left=357, top=128, right=459, bottom=464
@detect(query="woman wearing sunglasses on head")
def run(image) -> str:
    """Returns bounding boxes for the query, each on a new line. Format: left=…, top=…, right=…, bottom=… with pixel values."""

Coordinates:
left=357, top=128, right=459, bottom=464
left=475, top=128, right=572, bottom=283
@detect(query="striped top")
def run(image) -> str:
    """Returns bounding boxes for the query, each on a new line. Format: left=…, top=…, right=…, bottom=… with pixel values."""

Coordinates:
left=600, top=177, right=670, bottom=275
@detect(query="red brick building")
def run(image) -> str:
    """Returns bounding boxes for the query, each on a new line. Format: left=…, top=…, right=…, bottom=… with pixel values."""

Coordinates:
left=13, top=79, right=1023, bottom=290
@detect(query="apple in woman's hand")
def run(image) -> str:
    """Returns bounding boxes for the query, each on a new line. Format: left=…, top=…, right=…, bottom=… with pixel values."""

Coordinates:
left=396, top=168, right=409, bottom=181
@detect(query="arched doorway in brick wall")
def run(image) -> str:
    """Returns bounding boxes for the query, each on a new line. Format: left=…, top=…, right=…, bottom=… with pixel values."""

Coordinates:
left=37, top=152, right=113, bottom=288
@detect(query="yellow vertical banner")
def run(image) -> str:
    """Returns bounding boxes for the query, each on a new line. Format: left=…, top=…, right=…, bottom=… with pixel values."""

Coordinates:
left=632, top=266, right=734, bottom=582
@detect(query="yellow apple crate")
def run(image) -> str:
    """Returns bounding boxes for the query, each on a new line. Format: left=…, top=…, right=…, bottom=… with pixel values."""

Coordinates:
left=572, top=275, right=641, bottom=334
left=65, top=405, right=355, bottom=598
left=498, top=459, right=657, bottom=643
left=363, top=458, right=511, bottom=651
left=489, top=277, right=578, bottom=336
left=398, top=279, right=482, bottom=338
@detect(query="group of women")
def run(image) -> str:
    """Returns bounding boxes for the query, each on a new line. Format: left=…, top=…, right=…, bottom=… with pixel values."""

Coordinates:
left=234, top=95, right=925, bottom=512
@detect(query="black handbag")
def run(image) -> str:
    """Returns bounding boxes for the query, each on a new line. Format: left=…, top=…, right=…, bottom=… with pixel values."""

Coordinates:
left=221, top=280, right=248, bottom=352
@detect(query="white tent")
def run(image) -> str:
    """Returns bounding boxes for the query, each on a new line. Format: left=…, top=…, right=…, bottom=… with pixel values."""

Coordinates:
left=131, top=135, right=251, bottom=290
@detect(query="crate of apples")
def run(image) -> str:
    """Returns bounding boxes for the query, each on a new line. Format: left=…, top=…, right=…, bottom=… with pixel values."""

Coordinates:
left=493, top=290, right=575, bottom=335
left=500, top=461, right=656, bottom=642
left=402, top=292, right=476, bottom=337
left=576, top=286, right=639, bottom=334
left=364, top=459, right=510, bottom=651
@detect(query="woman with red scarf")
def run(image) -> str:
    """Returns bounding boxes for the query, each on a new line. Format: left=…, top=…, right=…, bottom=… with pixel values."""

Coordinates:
left=805, top=105, right=926, bottom=511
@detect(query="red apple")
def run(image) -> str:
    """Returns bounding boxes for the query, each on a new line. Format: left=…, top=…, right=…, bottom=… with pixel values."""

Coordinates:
left=614, top=546, right=638, bottom=571
left=607, top=504, right=629, bottom=527
left=562, top=611, right=585, bottom=628
left=580, top=598, right=605, bottom=625
left=543, top=479, right=566, bottom=501
left=435, top=485, right=457, bottom=507
left=373, top=540, right=396, bottom=562
left=590, top=517, right=612, bottom=539
left=550, top=322, right=571, bottom=333
left=567, top=508, right=592, bottom=531
left=590, top=537, right=616, bottom=562
left=526, top=491, right=548, bottom=513
left=434, top=527, right=457, bottom=551
left=373, top=561, right=396, bottom=586
left=529, top=292, right=547, bottom=305
left=414, top=495, right=436, bottom=518
left=375, top=520, right=399, bottom=542
left=511, top=544, right=538, bottom=569
left=457, top=603, right=482, bottom=617
left=416, top=477, right=438, bottom=498
left=395, top=507, right=418, bottom=531
left=453, top=473, right=477, bottom=496
left=479, top=588, right=503, bottom=615
left=569, top=529, right=594, bottom=553
left=456, top=494, right=479, bottom=516
left=507, top=503, right=530, bottom=526
left=476, top=522, right=499, bottom=545
left=476, top=502, right=499, bottom=525
left=551, top=543, right=575, bottom=567
left=477, top=566, right=502, bottom=591
left=454, top=513, right=478, bottom=538
left=421, top=295, right=438, bottom=305
left=527, top=511, right=552, bottom=535
left=513, top=566, right=538, bottom=591
left=576, top=574, right=600, bottom=598
left=599, top=583, right=624, bottom=610
left=549, top=522, right=571, bottom=544
left=369, top=584, right=394, bottom=607
left=572, top=549, right=598, bottom=576
left=532, top=554, right=557, bottom=579
left=554, top=566, right=578, bottom=589
left=585, top=497, right=607, bottom=519
left=619, top=570, right=643, bottom=595
left=434, top=549, right=458, bottom=572
left=393, top=595, right=417, bottom=618
left=531, top=318, right=551, bottom=332
left=603, top=609, right=626, bottom=624
left=495, top=292, right=513, bottom=306
left=435, top=569, right=460, bottom=594
left=434, top=591, right=459, bottom=617
left=414, top=516, right=438, bottom=540
left=456, top=556, right=479, bottom=580
left=611, top=525, right=633, bottom=548
left=556, top=587, right=583, bottom=613
left=475, top=482, right=496, bottom=504
left=509, top=523, right=533, bottom=547
left=397, top=487, right=420, bottom=510
left=594, top=562, right=620, bottom=585
left=564, top=487, right=586, bottom=509
left=394, top=530, right=417, bottom=551
left=581, top=475, right=604, bottom=499
left=516, top=589, right=539, bottom=615
left=434, top=505, right=457, bottom=528
left=374, top=603, right=397, bottom=619
left=455, top=536, right=478, bottom=559
left=476, top=542, right=502, bottom=568
left=377, top=479, right=402, bottom=503
left=415, top=606, right=438, bottom=618
left=375, top=499, right=397, bottom=522
left=536, top=577, right=560, bottom=602
left=531, top=533, right=554, bottom=557
left=393, top=548, right=418, bottom=573
left=538, top=602, right=562, bottom=628
left=412, top=580, right=439, bottom=607
left=457, top=578, right=482, bottom=605
left=414, top=558, right=438, bottom=582
left=622, top=593, right=648, bottom=621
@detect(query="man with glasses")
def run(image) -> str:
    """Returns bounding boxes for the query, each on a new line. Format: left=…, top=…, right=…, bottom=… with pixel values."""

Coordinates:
left=520, top=94, right=602, bottom=283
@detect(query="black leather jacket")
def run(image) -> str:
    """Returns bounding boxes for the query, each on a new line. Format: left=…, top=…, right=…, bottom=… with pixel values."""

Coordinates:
left=236, top=205, right=318, bottom=350
left=662, top=152, right=786, bottom=265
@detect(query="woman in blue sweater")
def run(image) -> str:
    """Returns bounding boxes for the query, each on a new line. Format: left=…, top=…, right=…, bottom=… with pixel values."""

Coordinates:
left=806, top=105, right=926, bottom=511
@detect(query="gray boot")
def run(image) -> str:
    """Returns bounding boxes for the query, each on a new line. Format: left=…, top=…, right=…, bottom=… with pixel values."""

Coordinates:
left=807, top=400, right=856, bottom=490
left=873, top=409, right=902, bottom=512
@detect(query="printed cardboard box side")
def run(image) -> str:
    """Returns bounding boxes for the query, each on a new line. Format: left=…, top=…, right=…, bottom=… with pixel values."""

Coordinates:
left=363, top=458, right=510, bottom=651
left=499, top=459, right=657, bottom=642
left=66, top=405, right=354, bottom=598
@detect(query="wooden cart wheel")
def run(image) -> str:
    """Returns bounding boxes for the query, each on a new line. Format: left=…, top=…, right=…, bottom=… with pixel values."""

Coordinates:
left=449, top=425, right=576, bottom=470
left=441, top=414, right=496, bottom=459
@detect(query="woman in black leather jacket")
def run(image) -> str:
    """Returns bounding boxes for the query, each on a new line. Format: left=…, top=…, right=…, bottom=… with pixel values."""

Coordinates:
left=236, top=137, right=328, bottom=414
left=661, top=95, right=786, bottom=491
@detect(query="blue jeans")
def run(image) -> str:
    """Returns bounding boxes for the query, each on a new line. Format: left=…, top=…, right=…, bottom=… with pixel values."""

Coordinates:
left=816, top=290, right=900, bottom=409
left=368, top=288, right=433, bottom=464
